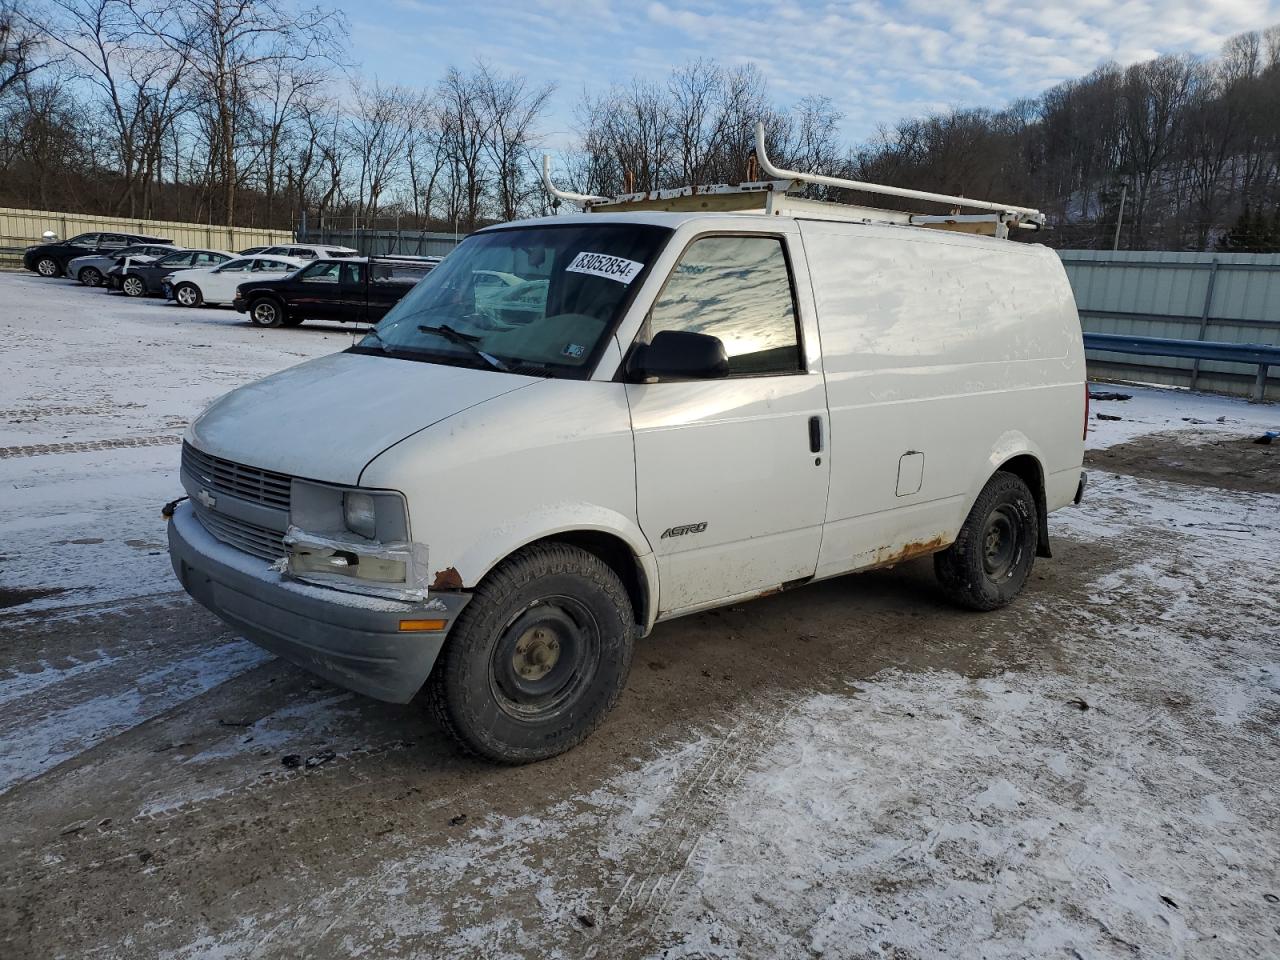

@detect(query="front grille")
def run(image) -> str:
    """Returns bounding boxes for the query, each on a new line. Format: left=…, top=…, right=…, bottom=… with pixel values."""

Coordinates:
left=192, top=501, right=287, bottom=561
left=182, top=442, right=291, bottom=510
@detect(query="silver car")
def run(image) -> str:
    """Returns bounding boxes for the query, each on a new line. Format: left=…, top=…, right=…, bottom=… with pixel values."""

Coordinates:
left=68, top=244, right=179, bottom=286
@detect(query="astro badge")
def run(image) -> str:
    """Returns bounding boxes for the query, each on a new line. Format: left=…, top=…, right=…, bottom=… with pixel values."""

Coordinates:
left=566, top=251, right=643, bottom=284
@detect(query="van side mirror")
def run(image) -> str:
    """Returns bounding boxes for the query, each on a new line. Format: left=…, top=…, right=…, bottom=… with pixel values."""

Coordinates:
left=627, top=330, right=730, bottom=382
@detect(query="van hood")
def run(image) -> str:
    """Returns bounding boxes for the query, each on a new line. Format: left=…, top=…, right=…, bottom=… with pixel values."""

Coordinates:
left=188, top=352, right=538, bottom=485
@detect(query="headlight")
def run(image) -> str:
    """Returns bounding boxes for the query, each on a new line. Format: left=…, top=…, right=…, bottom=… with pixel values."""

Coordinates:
left=343, top=491, right=377, bottom=539
left=283, top=480, right=427, bottom=600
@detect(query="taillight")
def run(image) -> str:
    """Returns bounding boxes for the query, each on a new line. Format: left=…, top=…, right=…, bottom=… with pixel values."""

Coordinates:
left=1083, top=382, right=1090, bottom=440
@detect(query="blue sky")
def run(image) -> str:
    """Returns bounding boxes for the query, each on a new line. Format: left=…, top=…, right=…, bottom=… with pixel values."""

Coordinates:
left=338, top=0, right=1280, bottom=147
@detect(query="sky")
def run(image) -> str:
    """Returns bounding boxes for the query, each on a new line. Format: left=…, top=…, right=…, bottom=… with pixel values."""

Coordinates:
left=338, top=0, right=1280, bottom=147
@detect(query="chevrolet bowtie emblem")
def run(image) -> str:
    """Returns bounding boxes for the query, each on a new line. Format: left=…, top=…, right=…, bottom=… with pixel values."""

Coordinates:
left=195, top=489, right=217, bottom=509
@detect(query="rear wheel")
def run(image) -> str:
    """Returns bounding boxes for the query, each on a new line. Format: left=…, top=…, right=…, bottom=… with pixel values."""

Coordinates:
left=121, top=275, right=146, bottom=297
left=426, top=542, right=634, bottom=764
left=249, top=298, right=286, bottom=327
left=174, top=283, right=202, bottom=307
left=78, top=266, right=103, bottom=286
left=36, top=257, right=60, bottom=277
left=934, top=471, right=1038, bottom=611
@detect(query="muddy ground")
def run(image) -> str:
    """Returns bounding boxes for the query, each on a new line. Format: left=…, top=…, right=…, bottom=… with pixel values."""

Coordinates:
left=1087, top=429, right=1280, bottom=494
left=1, top=272, right=1278, bottom=958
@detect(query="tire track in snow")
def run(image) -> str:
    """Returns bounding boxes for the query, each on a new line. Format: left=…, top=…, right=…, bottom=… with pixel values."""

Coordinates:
left=0, top=434, right=183, bottom=459
left=0, top=638, right=271, bottom=795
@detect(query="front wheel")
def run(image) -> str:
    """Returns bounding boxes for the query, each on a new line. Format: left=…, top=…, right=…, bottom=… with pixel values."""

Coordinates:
left=425, top=542, right=635, bottom=764
left=121, top=275, right=146, bottom=297
left=174, top=283, right=202, bottom=307
left=78, top=266, right=103, bottom=286
left=934, top=471, right=1038, bottom=611
left=249, top=298, right=286, bottom=327
left=36, top=257, right=60, bottom=277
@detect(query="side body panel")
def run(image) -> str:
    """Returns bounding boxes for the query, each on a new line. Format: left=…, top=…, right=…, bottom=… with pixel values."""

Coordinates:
left=798, top=221, right=1085, bottom=580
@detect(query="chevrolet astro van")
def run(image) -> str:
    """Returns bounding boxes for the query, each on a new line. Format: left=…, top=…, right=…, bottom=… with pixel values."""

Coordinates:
left=167, top=132, right=1086, bottom=763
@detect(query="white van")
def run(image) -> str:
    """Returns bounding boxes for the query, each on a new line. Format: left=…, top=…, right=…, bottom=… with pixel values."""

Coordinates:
left=167, top=129, right=1086, bottom=763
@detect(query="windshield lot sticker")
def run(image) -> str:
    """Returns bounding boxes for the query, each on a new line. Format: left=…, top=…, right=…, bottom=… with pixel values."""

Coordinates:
left=566, top=251, right=644, bottom=284
left=561, top=343, right=586, bottom=359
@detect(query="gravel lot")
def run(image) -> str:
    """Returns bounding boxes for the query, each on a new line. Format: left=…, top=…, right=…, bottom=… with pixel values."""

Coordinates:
left=1, top=269, right=1279, bottom=959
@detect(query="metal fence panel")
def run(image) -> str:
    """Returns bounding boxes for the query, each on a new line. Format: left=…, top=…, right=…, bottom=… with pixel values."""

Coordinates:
left=297, top=228, right=462, bottom=258
left=1058, top=250, right=1280, bottom=401
left=0, top=207, right=294, bottom=260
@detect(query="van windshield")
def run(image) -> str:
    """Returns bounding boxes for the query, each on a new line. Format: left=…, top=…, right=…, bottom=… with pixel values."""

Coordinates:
left=353, top=223, right=671, bottom=377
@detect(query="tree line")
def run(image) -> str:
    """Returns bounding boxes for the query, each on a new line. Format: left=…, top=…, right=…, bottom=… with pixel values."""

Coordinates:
left=1, top=0, right=1278, bottom=249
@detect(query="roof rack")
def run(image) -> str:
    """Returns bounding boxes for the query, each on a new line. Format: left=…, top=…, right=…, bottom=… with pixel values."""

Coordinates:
left=541, top=121, right=1045, bottom=239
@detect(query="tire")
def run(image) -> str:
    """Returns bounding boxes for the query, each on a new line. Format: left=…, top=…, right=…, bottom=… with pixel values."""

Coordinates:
left=174, top=283, right=202, bottom=307
left=426, top=542, right=635, bottom=764
left=934, top=471, right=1038, bottom=611
left=249, top=297, right=286, bottom=327
left=121, top=275, right=146, bottom=297
left=281, top=315, right=305, bottom=327
left=78, top=266, right=103, bottom=286
left=36, top=257, right=60, bottom=277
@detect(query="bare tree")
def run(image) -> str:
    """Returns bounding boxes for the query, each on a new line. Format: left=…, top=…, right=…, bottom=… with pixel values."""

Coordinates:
left=136, top=0, right=344, bottom=225
left=0, top=0, right=45, bottom=99
left=474, top=63, right=552, bottom=222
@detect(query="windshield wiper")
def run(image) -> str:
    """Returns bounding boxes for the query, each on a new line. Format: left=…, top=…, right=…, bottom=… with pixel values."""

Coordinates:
left=417, top=324, right=509, bottom=372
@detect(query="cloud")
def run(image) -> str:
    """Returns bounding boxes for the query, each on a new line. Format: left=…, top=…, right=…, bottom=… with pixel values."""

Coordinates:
left=345, top=0, right=1280, bottom=142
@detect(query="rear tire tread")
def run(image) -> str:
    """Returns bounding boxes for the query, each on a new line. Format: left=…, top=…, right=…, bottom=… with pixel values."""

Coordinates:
left=934, top=471, right=1038, bottom=612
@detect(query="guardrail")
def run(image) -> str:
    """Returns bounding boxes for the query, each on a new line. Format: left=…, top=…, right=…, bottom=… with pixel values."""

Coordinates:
left=1083, top=332, right=1280, bottom=402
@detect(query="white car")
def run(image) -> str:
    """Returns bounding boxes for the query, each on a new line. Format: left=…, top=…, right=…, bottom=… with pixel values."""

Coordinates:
left=163, top=255, right=306, bottom=306
left=167, top=129, right=1086, bottom=764
left=243, top=243, right=359, bottom=260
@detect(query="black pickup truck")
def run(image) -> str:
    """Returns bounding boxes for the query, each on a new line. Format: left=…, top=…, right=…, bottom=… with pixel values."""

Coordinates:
left=231, top=256, right=438, bottom=327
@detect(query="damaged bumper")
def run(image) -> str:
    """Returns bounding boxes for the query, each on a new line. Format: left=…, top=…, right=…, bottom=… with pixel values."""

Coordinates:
left=167, top=501, right=469, bottom=702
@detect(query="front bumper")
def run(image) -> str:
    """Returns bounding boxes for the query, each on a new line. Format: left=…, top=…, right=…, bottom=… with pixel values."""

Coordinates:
left=232, top=295, right=248, bottom=313
left=168, top=501, right=469, bottom=702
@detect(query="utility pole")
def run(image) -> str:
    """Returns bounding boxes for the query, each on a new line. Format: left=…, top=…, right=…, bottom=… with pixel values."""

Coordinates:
left=1112, top=185, right=1127, bottom=251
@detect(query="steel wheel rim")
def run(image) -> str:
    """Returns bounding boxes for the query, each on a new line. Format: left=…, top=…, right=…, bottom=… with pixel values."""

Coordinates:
left=81, top=268, right=101, bottom=285
left=982, top=504, right=1021, bottom=579
left=37, top=259, right=56, bottom=276
left=488, top=596, right=601, bottom=720
left=177, top=286, right=196, bottom=305
left=123, top=277, right=143, bottom=296
left=253, top=302, right=277, bottom=325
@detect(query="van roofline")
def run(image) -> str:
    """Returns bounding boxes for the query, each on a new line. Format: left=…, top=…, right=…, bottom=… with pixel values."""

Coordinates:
left=477, top=210, right=1049, bottom=252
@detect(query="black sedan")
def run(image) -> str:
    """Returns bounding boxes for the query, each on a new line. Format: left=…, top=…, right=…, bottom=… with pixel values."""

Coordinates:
left=23, top=231, right=172, bottom=278
left=107, top=248, right=236, bottom=297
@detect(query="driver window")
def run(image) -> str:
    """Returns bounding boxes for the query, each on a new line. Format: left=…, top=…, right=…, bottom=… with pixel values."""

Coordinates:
left=300, top=262, right=341, bottom=283
left=646, top=235, right=802, bottom=377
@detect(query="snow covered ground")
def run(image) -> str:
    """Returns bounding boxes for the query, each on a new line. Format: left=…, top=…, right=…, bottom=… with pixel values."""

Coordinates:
left=1, top=270, right=1278, bottom=959
left=0, top=270, right=351, bottom=613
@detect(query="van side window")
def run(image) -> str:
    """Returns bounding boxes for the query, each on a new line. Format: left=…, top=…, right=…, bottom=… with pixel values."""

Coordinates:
left=647, top=235, right=801, bottom=376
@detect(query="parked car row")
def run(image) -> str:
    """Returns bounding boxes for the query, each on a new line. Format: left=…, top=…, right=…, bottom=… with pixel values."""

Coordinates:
left=24, top=229, right=441, bottom=329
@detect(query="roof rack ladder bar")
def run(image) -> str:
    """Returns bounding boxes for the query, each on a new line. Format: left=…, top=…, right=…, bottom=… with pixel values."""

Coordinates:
left=754, top=122, right=1043, bottom=221
left=541, top=155, right=608, bottom=207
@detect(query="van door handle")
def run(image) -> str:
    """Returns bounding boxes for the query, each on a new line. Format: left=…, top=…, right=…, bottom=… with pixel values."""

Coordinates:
left=808, top=416, right=823, bottom=453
